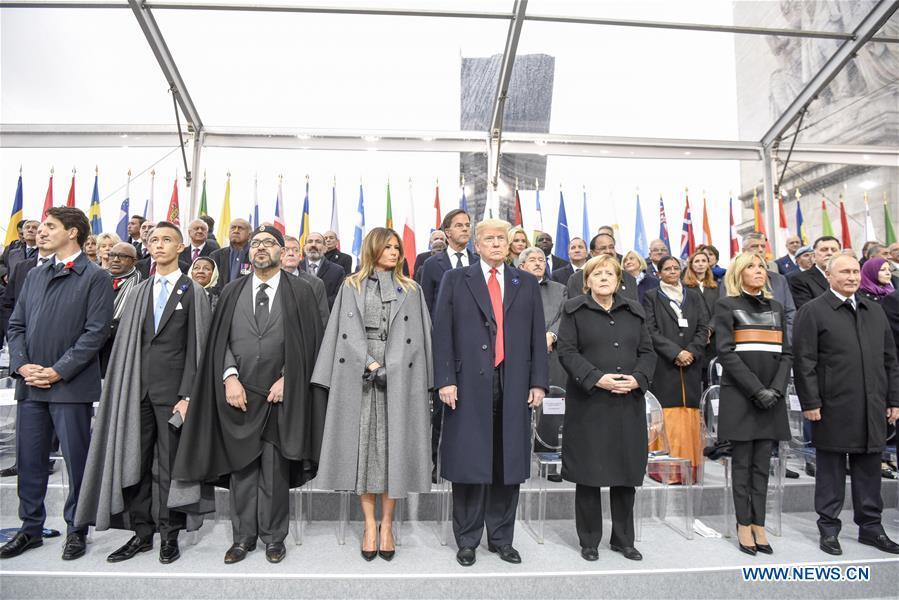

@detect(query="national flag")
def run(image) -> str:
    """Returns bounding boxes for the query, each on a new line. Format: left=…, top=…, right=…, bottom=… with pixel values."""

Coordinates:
left=89, top=169, right=103, bottom=234
left=298, top=176, right=310, bottom=252
left=42, top=168, right=53, bottom=218
left=512, top=180, right=523, bottom=227
left=753, top=188, right=773, bottom=258
left=5, top=171, right=23, bottom=246
left=385, top=180, right=393, bottom=229
left=679, top=192, right=695, bottom=261
left=863, top=192, right=877, bottom=243
left=145, top=169, right=156, bottom=221
left=634, top=192, right=648, bottom=258
left=274, top=175, right=286, bottom=235
left=555, top=187, right=570, bottom=261
left=328, top=176, right=338, bottom=244
left=404, top=178, right=418, bottom=275
left=217, top=173, right=231, bottom=243
left=795, top=192, right=808, bottom=245
left=777, top=191, right=790, bottom=254
left=459, top=175, right=468, bottom=213
left=66, top=169, right=76, bottom=208
left=581, top=186, right=589, bottom=242
left=116, top=170, right=130, bottom=241
left=252, top=174, right=259, bottom=229
left=198, top=171, right=208, bottom=216
left=433, top=180, right=442, bottom=231
left=534, top=178, right=544, bottom=239
left=821, top=198, right=834, bottom=237
left=729, top=195, right=739, bottom=257
left=838, top=196, right=852, bottom=249
left=166, top=175, right=180, bottom=226
left=701, top=193, right=713, bottom=246
left=352, top=181, right=365, bottom=265
left=659, top=194, right=670, bottom=253
left=885, top=196, right=896, bottom=245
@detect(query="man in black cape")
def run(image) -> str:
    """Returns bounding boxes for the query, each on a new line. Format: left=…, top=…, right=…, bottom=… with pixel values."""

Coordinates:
left=170, top=225, right=327, bottom=565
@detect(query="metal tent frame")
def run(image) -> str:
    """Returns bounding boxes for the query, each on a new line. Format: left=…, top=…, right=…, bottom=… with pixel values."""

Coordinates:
left=2, top=0, right=898, bottom=247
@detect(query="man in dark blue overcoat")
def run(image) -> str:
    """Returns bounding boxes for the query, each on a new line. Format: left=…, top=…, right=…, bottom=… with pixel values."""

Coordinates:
left=0, top=207, right=113, bottom=561
left=433, top=218, right=548, bottom=567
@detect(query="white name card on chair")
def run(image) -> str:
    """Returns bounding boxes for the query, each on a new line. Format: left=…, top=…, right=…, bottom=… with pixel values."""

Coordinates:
left=711, top=398, right=719, bottom=416
left=543, top=397, right=565, bottom=415
left=789, top=394, right=801, bottom=411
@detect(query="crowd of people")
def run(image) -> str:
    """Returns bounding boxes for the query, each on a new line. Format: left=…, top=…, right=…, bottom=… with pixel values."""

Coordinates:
left=0, top=205, right=896, bottom=569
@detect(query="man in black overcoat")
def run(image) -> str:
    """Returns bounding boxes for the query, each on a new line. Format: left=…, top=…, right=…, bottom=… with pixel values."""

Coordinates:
left=789, top=236, right=840, bottom=309
left=0, top=208, right=113, bottom=561
left=565, top=233, right=638, bottom=302
left=793, top=254, right=899, bottom=556
left=298, top=232, right=345, bottom=308
left=433, top=219, right=548, bottom=567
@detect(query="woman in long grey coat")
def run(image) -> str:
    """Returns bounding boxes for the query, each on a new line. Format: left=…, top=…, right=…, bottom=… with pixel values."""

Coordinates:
left=311, top=227, right=433, bottom=562
left=557, top=255, right=657, bottom=563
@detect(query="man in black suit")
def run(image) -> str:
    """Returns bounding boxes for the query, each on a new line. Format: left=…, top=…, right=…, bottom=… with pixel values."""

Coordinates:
left=137, top=219, right=155, bottom=259
left=127, top=215, right=146, bottom=255
left=565, top=233, right=638, bottom=302
left=551, top=237, right=588, bottom=286
left=420, top=209, right=478, bottom=313
left=209, top=218, right=252, bottom=292
left=789, top=236, right=841, bottom=309
left=0, top=220, right=27, bottom=274
left=298, top=232, right=345, bottom=308
left=0, top=207, right=113, bottom=561
left=776, top=235, right=803, bottom=276
left=91, top=222, right=207, bottom=565
left=534, top=231, right=569, bottom=277
left=199, top=215, right=217, bottom=243
left=646, top=239, right=669, bottom=278
left=794, top=254, right=899, bottom=556
left=2, top=220, right=39, bottom=278
left=179, top=218, right=220, bottom=265
left=323, top=230, right=352, bottom=275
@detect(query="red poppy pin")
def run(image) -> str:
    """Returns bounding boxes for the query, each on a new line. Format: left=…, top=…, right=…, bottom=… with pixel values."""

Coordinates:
left=64, top=261, right=75, bottom=270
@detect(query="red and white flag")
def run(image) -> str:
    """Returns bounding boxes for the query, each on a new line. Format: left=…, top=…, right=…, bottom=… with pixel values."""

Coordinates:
left=404, top=178, right=418, bottom=275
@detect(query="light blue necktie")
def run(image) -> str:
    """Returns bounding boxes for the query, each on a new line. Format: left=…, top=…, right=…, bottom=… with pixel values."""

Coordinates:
left=154, top=278, right=169, bottom=332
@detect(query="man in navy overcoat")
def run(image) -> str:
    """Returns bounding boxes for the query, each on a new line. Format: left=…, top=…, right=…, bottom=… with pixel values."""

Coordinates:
left=433, top=218, right=548, bottom=567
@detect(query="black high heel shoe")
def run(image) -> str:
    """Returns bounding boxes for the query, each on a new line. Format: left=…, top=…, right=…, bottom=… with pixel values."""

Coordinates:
left=378, top=524, right=395, bottom=561
left=361, top=524, right=377, bottom=561
left=737, top=526, right=757, bottom=556
left=752, top=528, right=773, bottom=554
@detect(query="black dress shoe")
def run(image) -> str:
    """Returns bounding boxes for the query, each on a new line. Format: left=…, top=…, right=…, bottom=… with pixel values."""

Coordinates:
left=159, top=539, right=180, bottom=564
left=431, top=467, right=438, bottom=484
left=0, top=465, right=18, bottom=477
left=755, top=543, right=773, bottom=555
left=224, top=542, right=256, bottom=564
left=858, top=533, right=899, bottom=554
left=487, top=543, right=521, bottom=564
left=784, top=467, right=799, bottom=479
left=107, top=535, right=153, bottom=563
left=0, top=531, right=42, bottom=559
left=580, top=546, right=599, bottom=561
left=609, top=544, right=643, bottom=561
left=819, top=535, right=842, bottom=556
left=265, top=542, right=286, bottom=563
left=804, top=462, right=816, bottom=477
left=61, top=532, right=86, bottom=560
left=456, top=547, right=476, bottom=567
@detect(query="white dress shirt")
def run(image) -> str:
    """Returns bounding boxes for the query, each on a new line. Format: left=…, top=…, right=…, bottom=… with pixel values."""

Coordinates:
left=830, top=288, right=856, bottom=310
left=446, top=247, right=470, bottom=269
left=55, top=250, right=82, bottom=267
left=251, top=273, right=280, bottom=315
left=480, top=261, right=505, bottom=300
left=153, top=269, right=183, bottom=307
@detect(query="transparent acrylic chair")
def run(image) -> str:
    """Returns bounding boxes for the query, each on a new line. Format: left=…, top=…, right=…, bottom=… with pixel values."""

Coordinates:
left=520, top=386, right=565, bottom=544
left=635, top=391, right=694, bottom=541
left=699, top=363, right=786, bottom=538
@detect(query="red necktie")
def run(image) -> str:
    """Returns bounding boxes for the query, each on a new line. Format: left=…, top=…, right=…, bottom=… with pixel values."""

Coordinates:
left=112, top=278, right=122, bottom=291
left=488, top=268, right=504, bottom=367
left=149, top=262, right=156, bottom=276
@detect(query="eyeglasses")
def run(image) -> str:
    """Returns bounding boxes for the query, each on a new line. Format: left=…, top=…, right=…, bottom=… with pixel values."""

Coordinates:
left=107, top=252, right=135, bottom=261
left=249, top=239, right=280, bottom=249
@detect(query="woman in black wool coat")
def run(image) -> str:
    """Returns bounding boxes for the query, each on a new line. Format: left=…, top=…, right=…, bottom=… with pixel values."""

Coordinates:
left=557, top=254, right=657, bottom=563
left=642, top=256, right=710, bottom=482
left=714, top=253, right=792, bottom=557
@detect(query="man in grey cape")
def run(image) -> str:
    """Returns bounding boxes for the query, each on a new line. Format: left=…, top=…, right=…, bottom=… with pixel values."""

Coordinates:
left=75, top=222, right=213, bottom=563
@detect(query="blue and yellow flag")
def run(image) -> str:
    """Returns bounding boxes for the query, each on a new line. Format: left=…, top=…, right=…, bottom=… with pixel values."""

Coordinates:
left=298, top=176, right=310, bottom=252
left=89, top=170, right=103, bottom=234
left=5, top=172, right=24, bottom=246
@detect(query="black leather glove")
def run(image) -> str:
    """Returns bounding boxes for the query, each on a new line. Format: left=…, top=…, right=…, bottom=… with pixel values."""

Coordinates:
left=751, top=388, right=780, bottom=410
left=363, top=367, right=387, bottom=389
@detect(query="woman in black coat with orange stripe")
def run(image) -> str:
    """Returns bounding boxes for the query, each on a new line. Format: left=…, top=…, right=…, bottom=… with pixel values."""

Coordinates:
left=714, top=253, right=791, bottom=557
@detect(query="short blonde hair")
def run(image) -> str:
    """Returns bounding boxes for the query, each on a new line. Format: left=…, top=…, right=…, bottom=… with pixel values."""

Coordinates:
left=725, top=253, right=772, bottom=299
left=582, top=254, right=622, bottom=294
left=475, top=218, right=512, bottom=240
left=96, top=232, right=120, bottom=246
left=621, top=250, right=647, bottom=273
